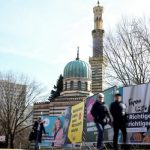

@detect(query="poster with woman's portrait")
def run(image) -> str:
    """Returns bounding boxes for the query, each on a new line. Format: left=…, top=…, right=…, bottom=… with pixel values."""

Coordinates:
left=39, top=116, right=66, bottom=148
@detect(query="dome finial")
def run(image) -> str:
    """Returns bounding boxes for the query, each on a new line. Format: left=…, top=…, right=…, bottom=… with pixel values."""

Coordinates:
left=97, top=0, right=100, bottom=6
left=76, top=46, right=79, bottom=60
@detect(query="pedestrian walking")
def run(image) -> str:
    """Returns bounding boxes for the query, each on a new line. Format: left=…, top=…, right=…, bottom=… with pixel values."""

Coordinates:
left=91, top=93, right=112, bottom=150
left=110, top=93, right=127, bottom=150
left=32, top=117, right=46, bottom=150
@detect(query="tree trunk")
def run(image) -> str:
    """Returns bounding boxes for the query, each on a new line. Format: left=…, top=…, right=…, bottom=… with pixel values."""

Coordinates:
left=10, top=134, right=14, bottom=148
left=7, top=133, right=14, bottom=148
left=7, top=134, right=11, bottom=148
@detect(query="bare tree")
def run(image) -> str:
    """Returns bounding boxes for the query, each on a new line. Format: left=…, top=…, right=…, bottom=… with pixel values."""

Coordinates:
left=104, top=17, right=150, bottom=86
left=0, top=72, right=43, bottom=148
left=14, top=127, right=32, bottom=149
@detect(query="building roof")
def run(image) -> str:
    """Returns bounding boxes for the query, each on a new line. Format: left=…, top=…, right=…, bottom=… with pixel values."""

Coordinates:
left=63, top=59, right=91, bottom=79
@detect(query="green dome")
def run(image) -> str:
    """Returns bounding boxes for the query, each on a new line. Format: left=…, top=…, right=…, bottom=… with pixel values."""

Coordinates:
left=64, top=59, right=91, bottom=79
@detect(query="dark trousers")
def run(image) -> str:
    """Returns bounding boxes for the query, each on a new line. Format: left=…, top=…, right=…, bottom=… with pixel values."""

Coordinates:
left=113, top=123, right=127, bottom=150
left=96, top=123, right=104, bottom=149
left=35, top=131, right=40, bottom=150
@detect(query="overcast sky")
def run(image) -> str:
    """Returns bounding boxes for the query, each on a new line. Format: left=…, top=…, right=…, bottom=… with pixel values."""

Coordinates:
left=0, top=0, right=150, bottom=95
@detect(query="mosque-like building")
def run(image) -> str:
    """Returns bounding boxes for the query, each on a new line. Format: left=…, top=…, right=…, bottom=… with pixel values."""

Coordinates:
left=62, top=49, right=91, bottom=99
left=33, top=1, right=107, bottom=120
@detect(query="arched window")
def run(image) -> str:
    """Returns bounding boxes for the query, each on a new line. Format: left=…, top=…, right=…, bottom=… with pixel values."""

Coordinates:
left=70, top=81, right=74, bottom=90
left=85, top=82, right=88, bottom=91
left=65, top=82, right=67, bottom=90
left=78, top=81, right=81, bottom=90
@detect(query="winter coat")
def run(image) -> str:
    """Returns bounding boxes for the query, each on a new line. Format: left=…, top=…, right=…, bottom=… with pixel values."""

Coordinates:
left=110, top=101, right=127, bottom=125
left=91, top=101, right=111, bottom=125
left=32, top=121, right=46, bottom=143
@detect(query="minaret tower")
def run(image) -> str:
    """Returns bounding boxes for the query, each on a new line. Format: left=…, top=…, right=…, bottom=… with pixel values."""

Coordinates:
left=89, top=1, right=107, bottom=94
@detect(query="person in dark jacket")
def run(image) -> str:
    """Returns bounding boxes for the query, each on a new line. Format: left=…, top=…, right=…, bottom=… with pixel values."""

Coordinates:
left=91, top=93, right=112, bottom=150
left=33, top=117, right=46, bottom=149
left=110, top=93, right=127, bottom=150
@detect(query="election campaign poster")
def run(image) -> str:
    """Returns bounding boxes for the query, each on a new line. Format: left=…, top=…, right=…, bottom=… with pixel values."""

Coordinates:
left=85, top=94, right=98, bottom=142
left=39, top=103, right=84, bottom=148
left=122, top=83, right=150, bottom=144
left=68, top=102, right=85, bottom=143
left=63, top=106, right=72, bottom=145
left=39, top=116, right=65, bottom=148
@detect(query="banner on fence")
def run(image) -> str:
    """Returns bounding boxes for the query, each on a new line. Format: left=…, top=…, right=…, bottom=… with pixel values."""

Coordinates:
left=36, top=83, right=150, bottom=146
left=68, top=101, right=84, bottom=143
left=39, top=101, right=85, bottom=147
left=122, top=83, right=150, bottom=144
left=85, top=87, right=116, bottom=142
left=39, top=116, right=65, bottom=148
left=63, top=106, right=72, bottom=144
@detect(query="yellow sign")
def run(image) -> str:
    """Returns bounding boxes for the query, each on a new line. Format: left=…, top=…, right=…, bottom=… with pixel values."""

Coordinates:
left=68, top=102, right=84, bottom=143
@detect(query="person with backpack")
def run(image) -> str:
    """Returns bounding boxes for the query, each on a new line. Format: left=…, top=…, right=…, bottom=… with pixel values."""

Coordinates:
left=91, top=93, right=112, bottom=150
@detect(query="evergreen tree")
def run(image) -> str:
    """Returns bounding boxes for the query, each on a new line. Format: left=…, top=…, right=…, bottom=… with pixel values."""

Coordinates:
left=49, top=74, right=63, bottom=101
